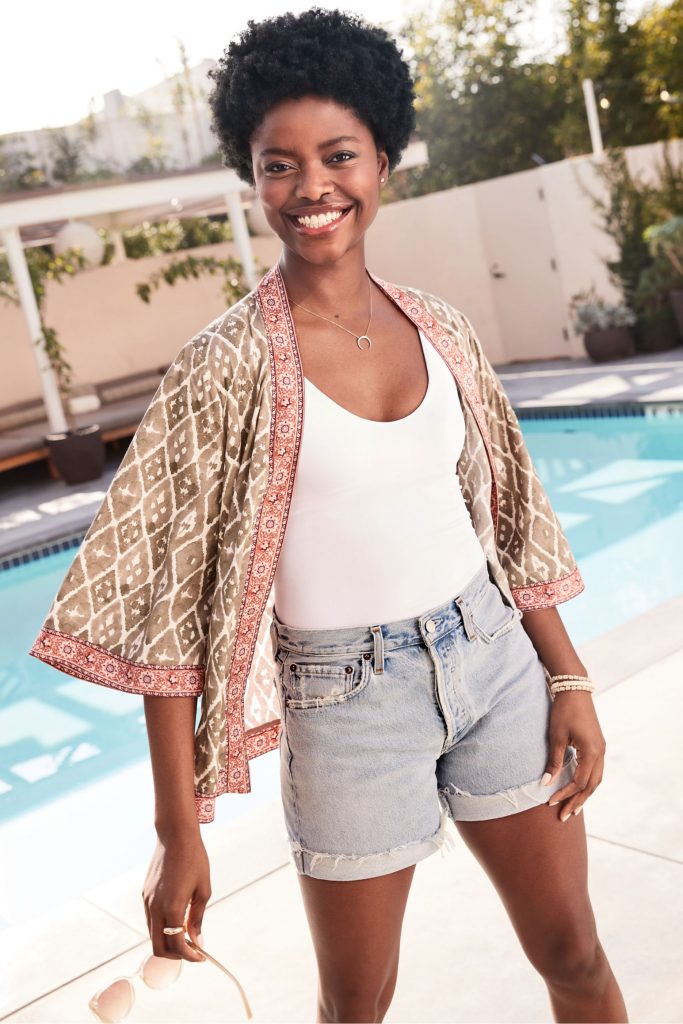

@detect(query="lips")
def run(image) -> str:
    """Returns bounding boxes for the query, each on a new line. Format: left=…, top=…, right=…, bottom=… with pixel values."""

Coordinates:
left=285, top=204, right=354, bottom=236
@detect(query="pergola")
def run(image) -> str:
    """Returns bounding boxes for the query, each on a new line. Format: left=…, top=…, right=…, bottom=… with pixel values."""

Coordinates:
left=0, top=167, right=256, bottom=434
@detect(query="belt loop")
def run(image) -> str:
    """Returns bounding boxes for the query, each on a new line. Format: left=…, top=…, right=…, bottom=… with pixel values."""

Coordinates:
left=455, top=597, right=477, bottom=643
left=371, top=625, right=384, bottom=673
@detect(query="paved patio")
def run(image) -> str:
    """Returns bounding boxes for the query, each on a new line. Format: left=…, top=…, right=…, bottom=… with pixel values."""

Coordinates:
left=2, top=345, right=682, bottom=1021
left=496, top=345, right=683, bottom=407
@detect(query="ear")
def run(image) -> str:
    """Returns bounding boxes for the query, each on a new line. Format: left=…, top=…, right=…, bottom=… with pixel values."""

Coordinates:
left=377, top=148, right=390, bottom=183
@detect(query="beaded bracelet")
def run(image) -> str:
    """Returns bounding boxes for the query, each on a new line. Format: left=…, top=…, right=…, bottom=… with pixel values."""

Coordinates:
left=547, top=672, right=595, bottom=698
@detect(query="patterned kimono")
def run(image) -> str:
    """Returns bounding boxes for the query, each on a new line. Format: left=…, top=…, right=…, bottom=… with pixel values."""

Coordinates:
left=29, top=264, right=584, bottom=824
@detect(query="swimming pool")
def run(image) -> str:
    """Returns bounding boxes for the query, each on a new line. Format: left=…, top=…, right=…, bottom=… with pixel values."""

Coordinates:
left=518, top=405, right=683, bottom=645
left=2, top=406, right=682, bottom=830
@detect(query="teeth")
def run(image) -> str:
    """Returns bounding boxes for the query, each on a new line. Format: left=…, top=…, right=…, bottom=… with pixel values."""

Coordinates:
left=295, top=209, right=345, bottom=228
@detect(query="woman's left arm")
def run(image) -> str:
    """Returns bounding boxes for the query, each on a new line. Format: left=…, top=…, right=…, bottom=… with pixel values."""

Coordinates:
left=520, top=605, right=607, bottom=821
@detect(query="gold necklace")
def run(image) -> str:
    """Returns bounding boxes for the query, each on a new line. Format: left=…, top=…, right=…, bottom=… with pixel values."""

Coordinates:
left=289, top=276, right=374, bottom=350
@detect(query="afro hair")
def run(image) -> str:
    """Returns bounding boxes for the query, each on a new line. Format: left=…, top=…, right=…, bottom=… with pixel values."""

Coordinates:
left=206, top=7, right=416, bottom=185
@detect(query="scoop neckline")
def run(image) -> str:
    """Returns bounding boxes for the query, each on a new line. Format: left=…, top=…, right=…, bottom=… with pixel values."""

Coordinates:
left=303, top=329, right=432, bottom=426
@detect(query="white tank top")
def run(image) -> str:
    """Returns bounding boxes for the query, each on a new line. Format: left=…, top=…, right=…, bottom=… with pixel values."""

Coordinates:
left=272, top=328, right=487, bottom=628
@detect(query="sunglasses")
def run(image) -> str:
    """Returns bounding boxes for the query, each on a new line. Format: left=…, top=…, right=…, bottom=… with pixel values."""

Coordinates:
left=88, top=937, right=253, bottom=1023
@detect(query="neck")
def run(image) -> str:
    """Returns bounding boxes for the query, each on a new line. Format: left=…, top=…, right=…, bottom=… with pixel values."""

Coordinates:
left=278, top=246, right=370, bottom=313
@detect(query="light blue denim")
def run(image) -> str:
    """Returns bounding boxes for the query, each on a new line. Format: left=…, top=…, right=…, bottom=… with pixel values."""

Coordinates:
left=272, top=560, right=578, bottom=881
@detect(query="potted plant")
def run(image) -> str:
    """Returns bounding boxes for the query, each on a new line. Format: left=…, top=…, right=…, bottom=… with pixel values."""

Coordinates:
left=643, top=216, right=683, bottom=338
left=569, top=287, right=637, bottom=362
left=1, top=244, right=106, bottom=483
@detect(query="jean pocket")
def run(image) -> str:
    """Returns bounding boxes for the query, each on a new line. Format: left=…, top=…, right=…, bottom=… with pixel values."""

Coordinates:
left=282, top=650, right=372, bottom=710
left=468, top=582, right=518, bottom=643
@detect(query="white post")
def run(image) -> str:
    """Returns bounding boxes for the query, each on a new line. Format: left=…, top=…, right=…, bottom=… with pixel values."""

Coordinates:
left=225, top=190, right=258, bottom=290
left=582, top=78, right=604, bottom=158
left=2, top=225, right=70, bottom=435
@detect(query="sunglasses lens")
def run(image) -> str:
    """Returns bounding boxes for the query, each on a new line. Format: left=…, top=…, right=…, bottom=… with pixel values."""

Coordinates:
left=89, top=979, right=134, bottom=1024
left=141, top=953, right=183, bottom=989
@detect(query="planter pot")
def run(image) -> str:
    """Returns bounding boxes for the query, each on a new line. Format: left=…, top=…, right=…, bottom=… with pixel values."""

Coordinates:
left=670, top=290, right=683, bottom=338
left=45, top=423, right=105, bottom=484
left=634, top=307, right=682, bottom=353
left=583, top=326, right=636, bottom=363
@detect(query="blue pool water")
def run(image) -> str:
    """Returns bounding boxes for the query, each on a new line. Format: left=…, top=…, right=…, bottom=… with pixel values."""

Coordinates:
left=519, top=409, right=683, bottom=644
left=1, top=409, right=681, bottom=827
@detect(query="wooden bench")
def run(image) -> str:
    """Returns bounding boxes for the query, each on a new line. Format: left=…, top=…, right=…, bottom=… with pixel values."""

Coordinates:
left=0, top=367, right=170, bottom=478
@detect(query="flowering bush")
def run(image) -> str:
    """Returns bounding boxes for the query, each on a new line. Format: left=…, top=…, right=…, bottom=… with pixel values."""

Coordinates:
left=569, top=286, right=636, bottom=335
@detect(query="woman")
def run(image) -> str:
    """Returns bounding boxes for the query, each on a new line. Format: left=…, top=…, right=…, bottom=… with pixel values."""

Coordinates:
left=30, top=8, right=627, bottom=1022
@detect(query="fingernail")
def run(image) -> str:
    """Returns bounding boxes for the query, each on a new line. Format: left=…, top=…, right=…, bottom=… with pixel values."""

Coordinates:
left=197, top=932, right=204, bottom=948
left=548, top=800, right=558, bottom=806
left=573, top=806, right=583, bottom=816
left=541, top=772, right=553, bottom=786
left=560, top=811, right=571, bottom=822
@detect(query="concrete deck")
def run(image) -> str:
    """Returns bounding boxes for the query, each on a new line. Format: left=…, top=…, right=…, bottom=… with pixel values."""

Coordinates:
left=495, top=345, right=683, bottom=408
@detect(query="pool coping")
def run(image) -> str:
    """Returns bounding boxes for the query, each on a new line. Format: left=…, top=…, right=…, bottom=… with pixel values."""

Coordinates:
left=514, top=399, right=683, bottom=418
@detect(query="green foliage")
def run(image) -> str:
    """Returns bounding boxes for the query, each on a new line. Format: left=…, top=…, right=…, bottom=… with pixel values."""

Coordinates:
left=135, top=253, right=254, bottom=309
left=568, top=284, right=636, bottom=332
left=576, top=147, right=657, bottom=303
left=644, top=215, right=683, bottom=276
left=122, top=216, right=234, bottom=259
left=394, top=0, right=682, bottom=197
left=638, top=0, right=683, bottom=138
left=397, top=0, right=567, bottom=193
left=633, top=255, right=683, bottom=314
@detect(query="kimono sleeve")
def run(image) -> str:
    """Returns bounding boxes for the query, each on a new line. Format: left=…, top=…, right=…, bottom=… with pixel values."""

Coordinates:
left=29, top=327, right=230, bottom=696
left=457, top=310, right=585, bottom=611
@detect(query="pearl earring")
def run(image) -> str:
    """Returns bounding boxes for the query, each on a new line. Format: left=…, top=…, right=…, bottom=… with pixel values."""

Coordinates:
left=380, top=177, right=385, bottom=183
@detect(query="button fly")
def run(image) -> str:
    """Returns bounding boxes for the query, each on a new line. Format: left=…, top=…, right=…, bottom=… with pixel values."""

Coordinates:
left=425, top=618, right=437, bottom=633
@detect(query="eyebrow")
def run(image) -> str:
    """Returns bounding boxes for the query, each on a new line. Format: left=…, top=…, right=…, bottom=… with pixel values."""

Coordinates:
left=259, top=135, right=361, bottom=158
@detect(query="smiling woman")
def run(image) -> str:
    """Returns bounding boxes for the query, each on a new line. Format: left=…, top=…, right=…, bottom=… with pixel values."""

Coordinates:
left=29, top=7, right=626, bottom=1022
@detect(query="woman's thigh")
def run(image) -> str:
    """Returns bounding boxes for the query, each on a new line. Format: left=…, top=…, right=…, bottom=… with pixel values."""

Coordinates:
left=454, top=804, right=597, bottom=976
left=297, top=864, right=416, bottom=1006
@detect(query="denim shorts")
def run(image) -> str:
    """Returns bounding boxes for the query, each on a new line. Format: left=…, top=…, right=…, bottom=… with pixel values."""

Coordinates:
left=272, top=560, right=578, bottom=881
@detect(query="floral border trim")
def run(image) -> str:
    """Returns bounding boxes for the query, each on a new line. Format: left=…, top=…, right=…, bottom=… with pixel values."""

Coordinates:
left=369, top=276, right=500, bottom=533
left=208, top=265, right=304, bottom=799
left=195, top=720, right=281, bottom=823
left=512, top=566, right=585, bottom=611
left=29, top=626, right=204, bottom=696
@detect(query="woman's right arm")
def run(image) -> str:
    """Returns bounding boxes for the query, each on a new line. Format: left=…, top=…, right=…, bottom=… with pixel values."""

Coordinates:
left=142, top=694, right=209, bottom=962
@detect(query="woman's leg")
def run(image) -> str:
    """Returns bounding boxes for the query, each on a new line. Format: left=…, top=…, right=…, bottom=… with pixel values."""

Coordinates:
left=297, top=863, right=416, bottom=1024
left=454, top=804, right=627, bottom=1023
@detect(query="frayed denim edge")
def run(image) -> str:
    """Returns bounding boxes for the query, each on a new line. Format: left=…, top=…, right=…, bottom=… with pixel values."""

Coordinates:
left=287, top=801, right=457, bottom=880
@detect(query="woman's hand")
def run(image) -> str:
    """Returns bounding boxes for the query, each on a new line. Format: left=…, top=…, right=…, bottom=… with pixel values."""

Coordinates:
left=543, top=691, right=606, bottom=822
left=142, top=831, right=211, bottom=962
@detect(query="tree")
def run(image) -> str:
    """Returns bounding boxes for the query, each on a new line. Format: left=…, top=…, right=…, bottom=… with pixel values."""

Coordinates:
left=553, top=0, right=679, bottom=150
left=392, top=0, right=681, bottom=200
left=639, top=0, right=683, bottom=137
left=395, top=0, right=567, bottom=195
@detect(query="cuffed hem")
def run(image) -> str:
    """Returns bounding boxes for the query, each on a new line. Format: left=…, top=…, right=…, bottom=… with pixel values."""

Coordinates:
left=512, top=566, right=585, bottom=611
left=286, top=802, right=456, bottom=881
left=441, top=747, right=578, bottom=822
left=29, top=627, right=204, bottom=696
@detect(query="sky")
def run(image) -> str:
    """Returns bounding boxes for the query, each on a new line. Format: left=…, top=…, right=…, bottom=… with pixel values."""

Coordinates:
left=0, top=0, right=580, bottom=137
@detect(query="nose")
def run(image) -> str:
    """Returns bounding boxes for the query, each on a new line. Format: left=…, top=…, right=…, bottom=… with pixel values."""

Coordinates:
left=294, top=160, right=334, bottom=201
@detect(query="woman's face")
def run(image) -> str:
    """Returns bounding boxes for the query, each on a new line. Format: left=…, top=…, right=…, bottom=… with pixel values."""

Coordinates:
left=250, top=95, right=389, bottom=267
